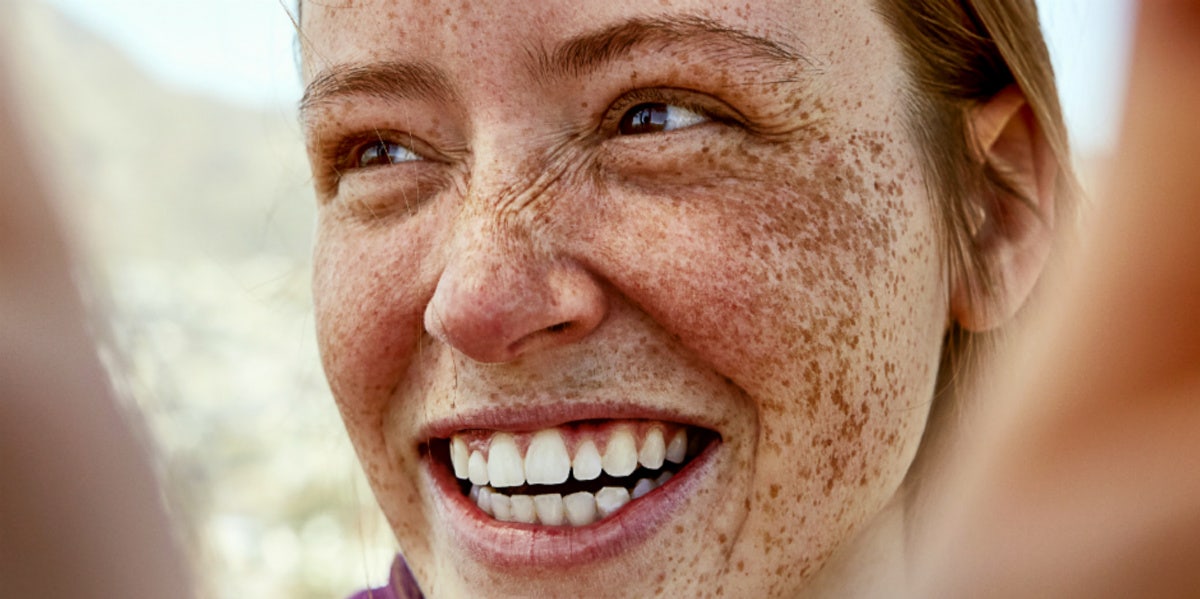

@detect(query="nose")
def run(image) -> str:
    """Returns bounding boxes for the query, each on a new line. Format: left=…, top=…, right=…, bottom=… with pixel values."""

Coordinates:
left=424, top=218, right=608, bottom=363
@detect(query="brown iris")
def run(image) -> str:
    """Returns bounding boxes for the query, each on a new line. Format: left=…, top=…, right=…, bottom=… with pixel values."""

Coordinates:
left=618, top=102, right=671, bottom=135
left=357, top=140, right=409, bottom=168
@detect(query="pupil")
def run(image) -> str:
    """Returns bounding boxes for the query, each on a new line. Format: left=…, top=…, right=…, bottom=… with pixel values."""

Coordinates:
left=359, top=141, right=395, bottom=168
left=619, top=103, right=669, bottom=135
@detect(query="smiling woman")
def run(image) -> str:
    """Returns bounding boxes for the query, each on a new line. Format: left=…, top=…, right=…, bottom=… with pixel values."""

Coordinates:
left=295, top=1, right=1073, bottom=597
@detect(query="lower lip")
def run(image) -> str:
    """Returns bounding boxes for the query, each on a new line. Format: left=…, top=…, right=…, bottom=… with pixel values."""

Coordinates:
left=423, top=439, right=720, bottom=569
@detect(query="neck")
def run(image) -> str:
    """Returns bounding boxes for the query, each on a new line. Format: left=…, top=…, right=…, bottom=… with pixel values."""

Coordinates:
left=799, top=491, right=913, bottom=598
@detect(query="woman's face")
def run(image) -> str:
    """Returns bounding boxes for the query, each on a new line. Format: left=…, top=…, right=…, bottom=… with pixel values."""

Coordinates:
left=302, top=0, right=947, bottom=596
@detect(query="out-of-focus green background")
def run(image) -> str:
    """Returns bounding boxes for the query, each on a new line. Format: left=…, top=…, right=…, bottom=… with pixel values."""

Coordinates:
left=0, top=1, right=1131, bottom=597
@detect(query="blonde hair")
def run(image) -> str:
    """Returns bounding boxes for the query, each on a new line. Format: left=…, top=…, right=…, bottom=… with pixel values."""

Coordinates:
left=875, top=0, right=1081, bottom=469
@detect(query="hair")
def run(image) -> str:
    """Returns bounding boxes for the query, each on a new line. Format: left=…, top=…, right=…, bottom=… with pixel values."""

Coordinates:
left=873, top=0, right=1080, bottom=476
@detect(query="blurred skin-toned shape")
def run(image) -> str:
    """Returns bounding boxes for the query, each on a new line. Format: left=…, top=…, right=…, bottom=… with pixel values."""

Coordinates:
left=913, top=2, right=1200, bottom=596
left=0, top=62, right=191, bottom=597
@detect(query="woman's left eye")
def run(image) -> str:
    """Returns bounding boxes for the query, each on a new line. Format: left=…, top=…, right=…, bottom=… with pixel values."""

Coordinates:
left=355, top=139, right=421, bottom=168
left=617, top=103, right=709, bottom=136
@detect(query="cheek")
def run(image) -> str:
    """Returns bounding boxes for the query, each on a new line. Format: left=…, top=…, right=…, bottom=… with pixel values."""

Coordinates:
left=312, top=216, right=438, bottom=430
left=582, top=126, right=945, bottom=578
left=312, top=215, right=448, bottom=559
left=588, top=128, right=937, bottom=393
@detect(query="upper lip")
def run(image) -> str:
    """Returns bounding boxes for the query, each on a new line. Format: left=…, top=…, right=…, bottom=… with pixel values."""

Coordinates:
left=418, top=399, right=721, bottom=442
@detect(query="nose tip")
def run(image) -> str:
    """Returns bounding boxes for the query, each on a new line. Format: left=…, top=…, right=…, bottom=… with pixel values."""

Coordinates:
left=424, top=257, right=607, bottom=363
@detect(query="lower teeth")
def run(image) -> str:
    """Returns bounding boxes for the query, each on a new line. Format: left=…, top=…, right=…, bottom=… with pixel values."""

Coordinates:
left=472, top=470, right=673, bottom=526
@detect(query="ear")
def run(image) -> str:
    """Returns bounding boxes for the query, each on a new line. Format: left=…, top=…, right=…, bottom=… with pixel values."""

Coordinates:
left=950, top=84, right=1058, bottom=332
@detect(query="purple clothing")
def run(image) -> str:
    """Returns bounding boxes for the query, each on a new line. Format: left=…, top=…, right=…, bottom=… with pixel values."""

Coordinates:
left=347, top=555, right=424, bottom=599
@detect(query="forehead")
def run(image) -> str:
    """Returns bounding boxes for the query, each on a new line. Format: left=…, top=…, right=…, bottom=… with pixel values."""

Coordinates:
left=299, top=0, right=886, bottom=84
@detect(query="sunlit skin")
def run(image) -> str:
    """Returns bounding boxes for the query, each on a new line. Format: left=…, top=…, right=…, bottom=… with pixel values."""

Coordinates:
left=301, top=1, right=949, bottom=596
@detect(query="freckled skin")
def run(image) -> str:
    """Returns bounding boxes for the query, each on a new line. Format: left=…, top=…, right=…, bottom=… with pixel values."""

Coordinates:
left=303, top=1, right=948, bottom=597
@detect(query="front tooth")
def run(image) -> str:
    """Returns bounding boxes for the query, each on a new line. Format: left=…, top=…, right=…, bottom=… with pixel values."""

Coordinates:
left=603, top=427, right=638, bottom=477
left=468, top=450, right=489, bottom=485
left=572, top=440, right=602, bottom=481
left=510, top=495, right=536, bottom=524
left=451, top=437, right=470, bottom=479
left=666, top=429, right=688, bottom=464
left=477, top=486, right=494, bottom=516
left=534, top=494, right=565, bottom=526
left=595, top=486, right=631, bottom=518
left=563, top=491, right=597, bottom=526
left=491, top=493, right=513, bottom=522
left=487, top=433, right=525, bottom=488
left=525, top=429, right=571, bottom=485
left=638, top=428, right=666, bottom=470
left=632, top=478, right=655, bottom=499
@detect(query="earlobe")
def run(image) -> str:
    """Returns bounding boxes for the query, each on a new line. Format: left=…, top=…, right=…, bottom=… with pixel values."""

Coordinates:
left=950, top=84, right=1058, bottom=332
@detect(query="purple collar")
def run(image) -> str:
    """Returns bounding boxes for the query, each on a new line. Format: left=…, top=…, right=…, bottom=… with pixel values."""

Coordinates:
left=346, top=555, right=424, bottom=599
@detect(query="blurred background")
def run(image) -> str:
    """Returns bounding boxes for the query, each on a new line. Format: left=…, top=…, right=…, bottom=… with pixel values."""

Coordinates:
left=0, top=0, right=1133, bottom=597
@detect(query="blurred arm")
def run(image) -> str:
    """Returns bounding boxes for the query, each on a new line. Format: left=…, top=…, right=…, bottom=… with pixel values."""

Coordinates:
left=914, top=2, right=1200, bottom=597
left=0, top=64, right=191, bottom=598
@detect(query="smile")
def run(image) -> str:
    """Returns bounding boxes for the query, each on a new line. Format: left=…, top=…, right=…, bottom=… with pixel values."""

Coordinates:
left=422, top=416, right=721, bottom=567
left=438, top=421, right=711, bottom=526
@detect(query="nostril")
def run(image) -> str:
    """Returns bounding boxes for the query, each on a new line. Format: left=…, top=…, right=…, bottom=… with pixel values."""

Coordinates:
left=546, top=322, right=572, bottom=334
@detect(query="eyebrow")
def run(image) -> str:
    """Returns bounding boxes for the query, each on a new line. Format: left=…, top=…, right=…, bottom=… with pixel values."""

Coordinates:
left=530, top=15, right=807, bottom=82
left=300, top=14, right=807, bottom=115
left=300, top=61, right=456, bottom=115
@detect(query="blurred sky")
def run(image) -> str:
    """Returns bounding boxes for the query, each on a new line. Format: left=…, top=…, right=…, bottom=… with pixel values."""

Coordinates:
left=40, top=0, right=1134, bottom=153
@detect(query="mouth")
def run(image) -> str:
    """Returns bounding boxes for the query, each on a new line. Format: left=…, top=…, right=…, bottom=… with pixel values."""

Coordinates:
left=421, top=417, right=722, bottom=567
left=428, top=421, right=715, bottom=526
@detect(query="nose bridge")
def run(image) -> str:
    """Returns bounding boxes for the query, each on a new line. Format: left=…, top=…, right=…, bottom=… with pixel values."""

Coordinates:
left=442, top=202, right=542, bottom=299
left=468, top=125, right=568, bottom=223
left=424, top=153, right=606, bottom=363
left=453, top=139, right=559, bottom=266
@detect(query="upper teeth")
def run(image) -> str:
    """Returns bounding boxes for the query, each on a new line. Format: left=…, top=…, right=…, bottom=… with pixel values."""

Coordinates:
left=600, top=427, right=638, bottom=477
left=526, top=429, right=571, bottom=485
left=449, top=423, right=689, bottom=489
left=486, top=433, right=525, bottom=488
left=572, top=439, right=602, bottom=481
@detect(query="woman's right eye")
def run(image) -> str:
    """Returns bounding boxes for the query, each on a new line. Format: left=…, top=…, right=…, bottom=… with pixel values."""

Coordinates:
left=353, top=139, right=422, bottom=169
